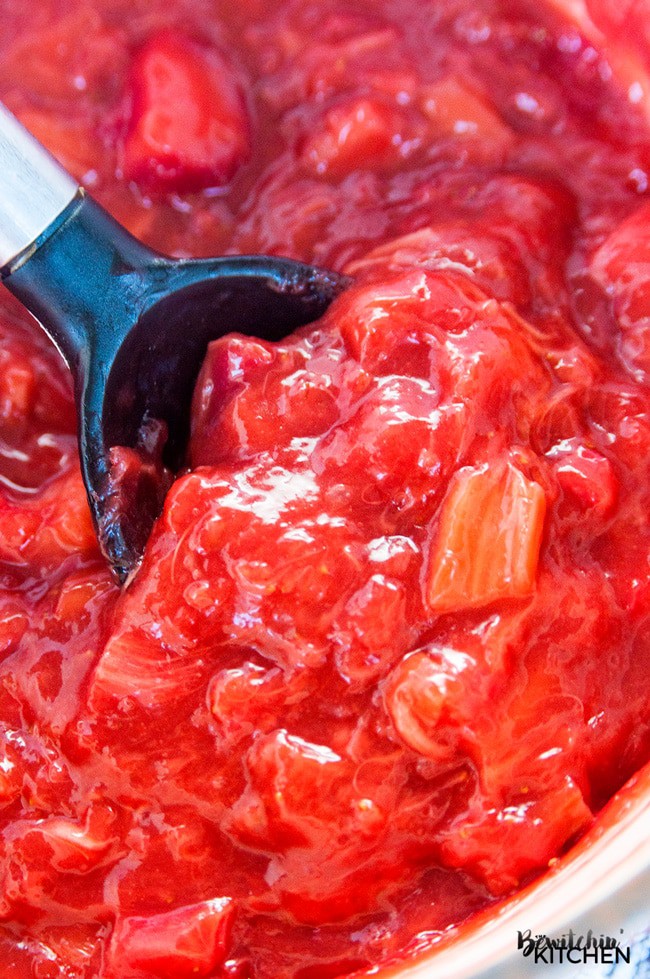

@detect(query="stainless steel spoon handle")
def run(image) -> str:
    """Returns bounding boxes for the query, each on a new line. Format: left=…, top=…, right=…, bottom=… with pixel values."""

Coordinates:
left=0, top=104, right=79, bottom=270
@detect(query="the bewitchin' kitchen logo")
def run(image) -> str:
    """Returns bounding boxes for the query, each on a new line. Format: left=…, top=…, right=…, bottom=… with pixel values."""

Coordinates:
left=517, top=928, right=631, bottom=965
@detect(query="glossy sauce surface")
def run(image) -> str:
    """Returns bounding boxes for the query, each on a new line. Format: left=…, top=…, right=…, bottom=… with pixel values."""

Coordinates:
left=0, top=0, right=649, bottom=976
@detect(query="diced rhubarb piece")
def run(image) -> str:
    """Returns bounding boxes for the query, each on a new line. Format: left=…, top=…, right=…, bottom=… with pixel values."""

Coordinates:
left=18, top=110, right=98, bottom=181
left=0, top=357, right=35, bottom=424
left=107, top=898, right=234, bottom=979
left=122, top=33, right=250, bottom=192
left=301, top=96, right=413, bottom=177
left=419, top=77, right=513, bottom=152
left=426, top=461, right=546, bottom=612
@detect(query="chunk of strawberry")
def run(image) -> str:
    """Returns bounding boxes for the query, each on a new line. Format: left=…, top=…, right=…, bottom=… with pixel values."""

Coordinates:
left=122, top=33, right=250, bottom=192
left=552, top=443, right=617, bottom=512
left=590, top=200, right=650, bottom=380
left=8, top=812, right=115, bottom=878
left=0, top=734, right=22, bottom=807
left=190, top=335, right=340, bottom=465
left=207, top=660, right=311, bottom=742
left=419, top=76, right=513, bottom=162
left=0, top=602, right=27, bottom=660
left=89, top=623, right=210, bottom=710
left=345, top=225, right=532, bottom=307
left=226, top=730, right=396, bottom=924
left=301, top=96, right=416, bottom=177
left=585, top=0, right=635, bottom=31
left=107, top=898, right=234, bottom=979
left=227, top=730, right=352, bottom=850
left=384, top=647, right=478, bottom=762
left=331, top=574, right=410, bottom=687
left=439, top=776, right=593, bottom=895
left=190, top=336, right=276, bottom=465
left=346, top=176, right=571, bottom=312
left=0, top=469, right=98, bottom=571
left=314, top=371, right=460, bottom=525
left=585, top=0, right=650, bottom=66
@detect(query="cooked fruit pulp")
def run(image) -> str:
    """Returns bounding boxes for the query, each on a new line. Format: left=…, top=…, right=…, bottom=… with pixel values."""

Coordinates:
left=0, top=0, right=649, bottom=976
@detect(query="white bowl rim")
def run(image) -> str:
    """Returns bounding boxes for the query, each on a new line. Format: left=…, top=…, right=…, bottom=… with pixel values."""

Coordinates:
left=374, top=763, right=650, bottom=978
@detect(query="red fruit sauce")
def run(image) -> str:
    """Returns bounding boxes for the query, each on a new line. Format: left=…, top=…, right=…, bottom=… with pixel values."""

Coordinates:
left=0, top=0, right=649, bottom=976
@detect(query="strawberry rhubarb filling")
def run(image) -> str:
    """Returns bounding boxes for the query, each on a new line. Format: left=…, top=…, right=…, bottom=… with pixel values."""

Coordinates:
left=0, top=0, right=649, bottom=976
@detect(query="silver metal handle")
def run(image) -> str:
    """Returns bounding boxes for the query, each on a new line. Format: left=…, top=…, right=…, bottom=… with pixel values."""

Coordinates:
left=0, top=103, right=79, bottom=269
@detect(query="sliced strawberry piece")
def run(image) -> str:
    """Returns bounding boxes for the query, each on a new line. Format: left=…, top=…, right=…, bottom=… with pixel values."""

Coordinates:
left=384, top=647, right=478, bottom=762
left=207, top=660, right=310, bottom=742
left=439, top=776, right=593, bottom=895
left=227, top=730, right=351, bottom=850
left=107, top=898, right=234, bottom=979
left=426, top=460, right=546, bottom=613
left=552, top=443, right=617, bottom=512
left=0, top=469, right=98, bottom=571
left=590, top=200, right=650, bottom=380
left=301, top=96, right=416, bottom=177
left=345, top=225, right=532, bottom=306
left=331, top=574, right=410, bottom=687
left=122, top=33, right=250, bottom=192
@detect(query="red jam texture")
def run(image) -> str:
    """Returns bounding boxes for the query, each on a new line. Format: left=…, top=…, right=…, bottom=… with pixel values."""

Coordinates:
left=1, top=0, right=650, bottom=977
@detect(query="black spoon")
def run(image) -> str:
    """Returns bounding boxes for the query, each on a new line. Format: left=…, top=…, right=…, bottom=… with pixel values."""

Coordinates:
left=0, top=104, right=346, bottom=582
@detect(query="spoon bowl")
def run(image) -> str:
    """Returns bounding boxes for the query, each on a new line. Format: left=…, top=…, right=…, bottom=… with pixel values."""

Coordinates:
left=0, top=106, right=346, bottom=580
